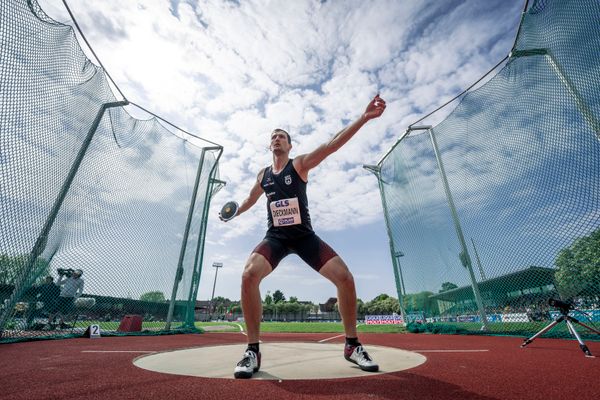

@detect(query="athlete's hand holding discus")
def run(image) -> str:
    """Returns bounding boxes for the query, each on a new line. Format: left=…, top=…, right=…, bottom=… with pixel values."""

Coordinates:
left=219, top=201, right=239, bottom=222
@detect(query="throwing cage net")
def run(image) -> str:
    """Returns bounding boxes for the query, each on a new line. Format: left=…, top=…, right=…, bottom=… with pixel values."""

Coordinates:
left=372, top=0, right=600, bottom=338
left=0, top=0, right=223, bottom=342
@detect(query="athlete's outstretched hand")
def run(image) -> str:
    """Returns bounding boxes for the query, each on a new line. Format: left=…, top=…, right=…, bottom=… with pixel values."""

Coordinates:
left=219, top=201, right=239, bottom=222
left=363, top=94, right=386, bottom=121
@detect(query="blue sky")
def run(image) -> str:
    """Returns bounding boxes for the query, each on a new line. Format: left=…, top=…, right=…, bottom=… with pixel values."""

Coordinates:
left=35, top=0, right=525, bottom=304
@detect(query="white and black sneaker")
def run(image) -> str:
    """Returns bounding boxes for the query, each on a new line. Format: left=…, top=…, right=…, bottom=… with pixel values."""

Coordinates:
left=344, top=344, right=379, bottom=372
left=234, top=349, right=261, bottom=379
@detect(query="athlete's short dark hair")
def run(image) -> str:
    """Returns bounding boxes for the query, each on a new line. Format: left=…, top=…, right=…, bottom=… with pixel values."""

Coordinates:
left=272, top=128, right=291, bottom=144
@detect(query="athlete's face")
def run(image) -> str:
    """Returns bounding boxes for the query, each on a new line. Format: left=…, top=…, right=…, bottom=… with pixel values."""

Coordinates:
left=270, top=130, right=292, bottom=154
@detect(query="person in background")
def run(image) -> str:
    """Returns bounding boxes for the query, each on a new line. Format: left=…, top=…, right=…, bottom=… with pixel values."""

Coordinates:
left=48, top=269, right=84, bottom=329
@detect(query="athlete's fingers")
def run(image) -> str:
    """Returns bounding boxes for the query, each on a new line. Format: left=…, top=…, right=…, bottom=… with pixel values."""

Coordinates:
left=372, top=95, right=386, bottom=108
left=220, top=201, right=239, bottom=222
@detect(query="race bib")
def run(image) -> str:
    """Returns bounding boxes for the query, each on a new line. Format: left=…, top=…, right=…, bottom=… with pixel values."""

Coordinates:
left=270, top=197, right=302, bottom=227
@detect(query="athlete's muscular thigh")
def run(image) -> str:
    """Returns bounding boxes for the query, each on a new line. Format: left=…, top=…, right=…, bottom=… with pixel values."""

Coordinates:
left=242, top=252, right=273, bottom=284
left=319, top=256, right=353, bottom=286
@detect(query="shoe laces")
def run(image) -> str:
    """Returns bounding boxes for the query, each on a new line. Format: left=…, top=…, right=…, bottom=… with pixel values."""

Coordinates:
left=237, top=351, right=256, bottom=367
left=355, top=346, right=373, bottom=361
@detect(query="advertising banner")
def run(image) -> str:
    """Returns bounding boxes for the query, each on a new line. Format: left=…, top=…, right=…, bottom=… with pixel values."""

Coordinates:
left=365, top=315, right=404, bottom=325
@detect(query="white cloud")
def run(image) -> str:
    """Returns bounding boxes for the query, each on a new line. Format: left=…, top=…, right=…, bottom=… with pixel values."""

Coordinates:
left=25, top=0, right=526, bottom=303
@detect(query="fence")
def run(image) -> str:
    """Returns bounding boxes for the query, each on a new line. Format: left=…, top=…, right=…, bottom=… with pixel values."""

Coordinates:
left=370, top=0, right=600, bottom=338
left=0, top=0, right=223, bottom=342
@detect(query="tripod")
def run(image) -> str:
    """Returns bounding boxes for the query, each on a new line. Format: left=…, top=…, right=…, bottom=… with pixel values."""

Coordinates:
left=521, top=305, right=600, bottom=357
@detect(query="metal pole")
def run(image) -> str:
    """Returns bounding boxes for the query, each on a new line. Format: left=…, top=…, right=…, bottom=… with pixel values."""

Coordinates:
left=395, top=251, right=407, bottom=297
left=185, top=147, right=224, bottom=326
left=266, top=290, right=271, bottom=321
left=510, top=48, right=600, bottom=140
left=428, top=128, right=489, bottom=330
left=363, top=164, right=407, bottom=326
left=545, top=52, right=600, bottom=139
left=165, top=148, right=208, bottom=330
left=394, top=251, right=408, bottom=324
left=209, top=262, right=223, bottom=320
left=0, top=101, right=128, bottom=335
left=471, top=238, right=487, bottom=281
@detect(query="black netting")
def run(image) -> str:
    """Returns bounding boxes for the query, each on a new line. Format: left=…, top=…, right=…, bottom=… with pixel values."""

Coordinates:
left=0, top=0, right=222, bottom=342
left=376, top=0, right=600, bottom=338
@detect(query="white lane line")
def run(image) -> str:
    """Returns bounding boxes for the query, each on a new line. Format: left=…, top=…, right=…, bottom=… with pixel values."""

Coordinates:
left=413, top=349, right=489, bottom=353
left=234, top=323, right=246, bottom=335
left=318, top=334, right=344, bottom=343
left=318, top=324, right=362, bottom=343
left=81, top=350, right=156, bottom=353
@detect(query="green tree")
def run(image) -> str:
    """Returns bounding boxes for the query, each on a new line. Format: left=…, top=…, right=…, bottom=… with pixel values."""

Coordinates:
left=0, top=254, right=50, bottom=286
left=273, top=302, right=284, bottom=319
left=356, top=298, right=366, bottom=315
left=273, top=289, right=285, bottom=303
left=373, top=293, right=390, bottom=302
left=288, top=296, right=298, bottom=303
left=363, top=295, right=398, bottom=314
left=303, top=303, right=314, bottom=315
left=381, top=297, right=400, bottom=314
left=281, top=301, right=300, bottom=315
left=264, top=293, right=273, bottom=305
left=139, top=291, right=166, bottom=302
left=439, top=282, right=458, bottom=293
left=555, top=228, right=600, bottom=298
left=404, top=291, right=437, bottom=315
left=263, top=302, right=274, bottom=315
left=212, top=296, right=230, bottom=303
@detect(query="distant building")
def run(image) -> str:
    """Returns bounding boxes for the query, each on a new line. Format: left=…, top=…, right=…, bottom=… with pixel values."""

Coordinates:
left=429, top=266, right=558, bottom=315
left=319, top=297, right=337, bottom=313
left=195, top=299, right=234, bottom=320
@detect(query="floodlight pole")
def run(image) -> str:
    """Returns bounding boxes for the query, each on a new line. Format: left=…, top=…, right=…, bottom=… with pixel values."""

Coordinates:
left=209, top=262, right=223, bottom=320
left=426, top=126, right=489, bottom=331
left=363, top=164, right=407, bottom=326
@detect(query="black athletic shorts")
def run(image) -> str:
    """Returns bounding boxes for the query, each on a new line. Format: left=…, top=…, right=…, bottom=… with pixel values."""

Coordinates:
left=252, top=233, right=338, bottom=272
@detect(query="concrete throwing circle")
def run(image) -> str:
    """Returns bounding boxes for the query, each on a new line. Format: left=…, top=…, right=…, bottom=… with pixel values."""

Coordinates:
left=133, top=342, right=427, bottom=380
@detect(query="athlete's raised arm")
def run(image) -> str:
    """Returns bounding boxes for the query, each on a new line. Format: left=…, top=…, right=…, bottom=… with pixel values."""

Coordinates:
left=294, top=94, right=386, bottom=178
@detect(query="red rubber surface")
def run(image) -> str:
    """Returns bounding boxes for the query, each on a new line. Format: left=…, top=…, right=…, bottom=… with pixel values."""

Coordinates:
left=0, top=333, right=597, bottom=400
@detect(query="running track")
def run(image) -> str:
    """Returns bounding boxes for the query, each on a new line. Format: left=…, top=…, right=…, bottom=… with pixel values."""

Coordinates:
left=0, top=333, right=598, bottom=400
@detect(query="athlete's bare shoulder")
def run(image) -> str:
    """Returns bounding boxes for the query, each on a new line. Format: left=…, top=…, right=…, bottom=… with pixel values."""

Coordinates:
left=256, top=167, right=266, bottom=183
left=291, top=157, right=309, bottom=182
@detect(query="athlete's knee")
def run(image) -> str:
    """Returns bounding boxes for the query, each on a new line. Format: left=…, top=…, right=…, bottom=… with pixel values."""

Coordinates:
left=242, top=255, right=270, bottom=287
left=338, top=270, right=355, bottom=288
left=241, top=267, right=260, bottom=287
left=329, top=267, right=355, bottom=289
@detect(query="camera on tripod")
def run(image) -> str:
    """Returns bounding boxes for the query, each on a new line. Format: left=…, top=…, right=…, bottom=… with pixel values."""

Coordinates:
left=521, top=296, right=600, bottom=357
left=548, top=297, right=573, bottom=313
left=57, top=268, right=76, bottom=277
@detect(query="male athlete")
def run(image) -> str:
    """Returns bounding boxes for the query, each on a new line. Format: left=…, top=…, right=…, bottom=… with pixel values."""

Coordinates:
left=222, top=94, right=386, bottom=379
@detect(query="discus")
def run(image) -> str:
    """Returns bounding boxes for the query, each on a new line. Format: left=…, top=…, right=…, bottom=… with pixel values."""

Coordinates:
left=219, top=201, right=239, bottom=221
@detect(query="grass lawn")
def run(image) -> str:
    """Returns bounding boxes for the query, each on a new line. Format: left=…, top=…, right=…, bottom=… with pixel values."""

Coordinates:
left=195, top=321, right=407, bottom=333
left=72, top=321, right=184, bottom=330
left=67, top=320, right=596, bottom=340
